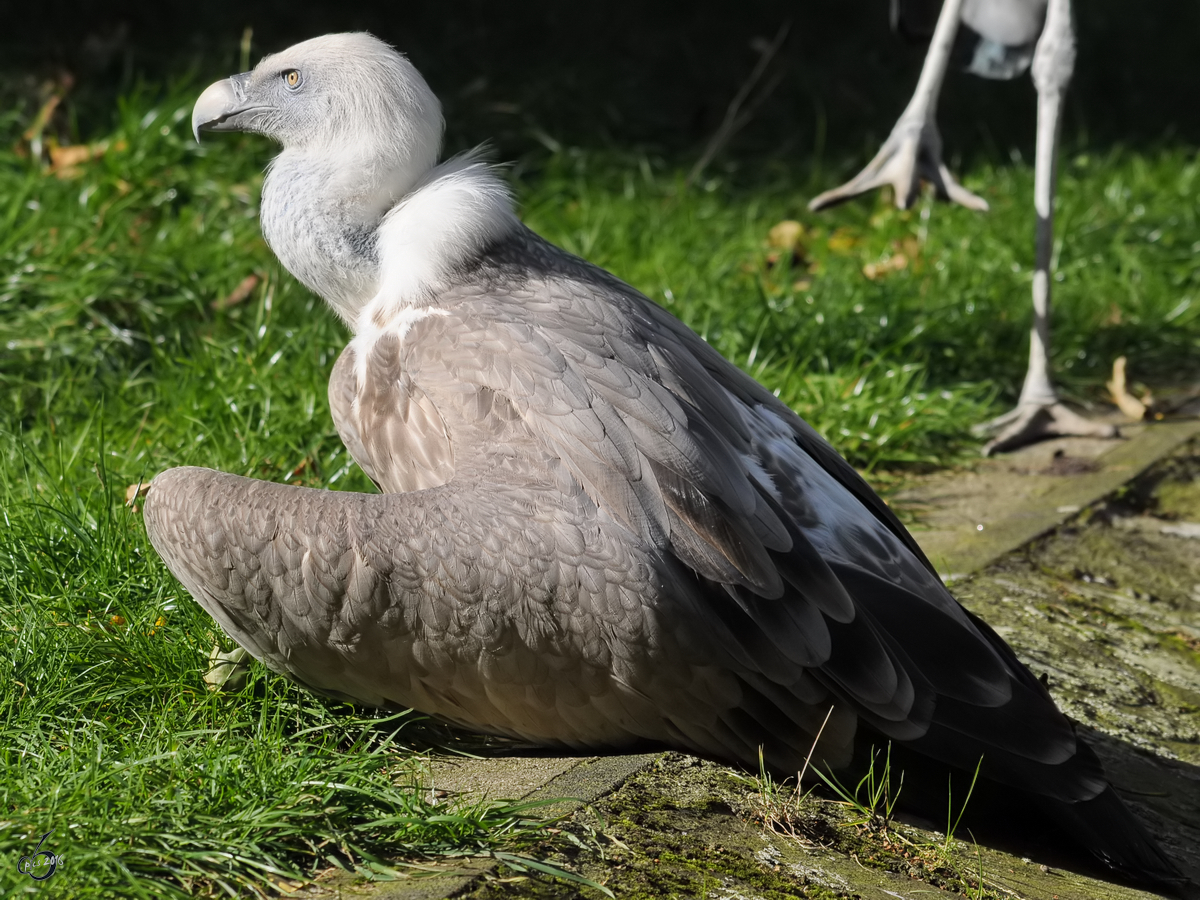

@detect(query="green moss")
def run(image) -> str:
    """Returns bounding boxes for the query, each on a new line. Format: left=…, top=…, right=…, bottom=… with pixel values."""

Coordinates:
left=1156, top=475, right=1200, bottom=521
left=457, top=753, right=1032, bottom=899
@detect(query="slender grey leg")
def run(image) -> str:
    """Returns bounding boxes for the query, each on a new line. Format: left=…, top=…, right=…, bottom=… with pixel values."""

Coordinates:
left=975, top=0, right=1117, bottom=455
left=809, top=0, right=987, bottom=212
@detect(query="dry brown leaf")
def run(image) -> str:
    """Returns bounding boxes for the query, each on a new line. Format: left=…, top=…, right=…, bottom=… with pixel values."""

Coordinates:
left=125, top=481, right=150, bottom=512
left=767, top=219, right=805, bottom=251
left=896, top=235, right=922, bottom=261
left=48, top=139, right=126, bottom=178
left=287, top=456, right=315, bottom=484
left=862, top=253, right=908, bottom=280
left=211, top=273, right=262, bottom=311
left=23, top=93, right=64, bottom=144
left=1106, top=356, right=1144, bottom=419
left=49, top=144, right=95, bottom=169
left=1106, top=356, right=1149, bottom=421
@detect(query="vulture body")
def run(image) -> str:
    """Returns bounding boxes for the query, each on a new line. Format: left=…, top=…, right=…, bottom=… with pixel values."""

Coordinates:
left=147, top=33, right=1181, bottom=886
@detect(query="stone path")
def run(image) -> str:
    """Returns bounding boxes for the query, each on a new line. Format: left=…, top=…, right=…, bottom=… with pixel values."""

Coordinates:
left=897, top=419, right=1200, bottom=577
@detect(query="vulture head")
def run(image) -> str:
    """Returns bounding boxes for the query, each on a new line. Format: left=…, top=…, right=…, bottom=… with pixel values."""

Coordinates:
left=192, top=32, right=442, bottom=166
left=189, top=33, right=509, bottom=326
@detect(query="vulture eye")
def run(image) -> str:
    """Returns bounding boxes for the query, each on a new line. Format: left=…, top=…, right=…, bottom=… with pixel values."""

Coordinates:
left=283, top=69, right=302, bottom=90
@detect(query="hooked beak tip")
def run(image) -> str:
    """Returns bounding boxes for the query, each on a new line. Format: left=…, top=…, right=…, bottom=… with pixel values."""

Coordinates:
left=192, top=73, right=254, bottom=142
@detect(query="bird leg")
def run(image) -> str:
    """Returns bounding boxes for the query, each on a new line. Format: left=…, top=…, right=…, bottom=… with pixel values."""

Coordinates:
left=809, top=0, right=987, bottom=212
left=974, top=0, right=1117, bottom=455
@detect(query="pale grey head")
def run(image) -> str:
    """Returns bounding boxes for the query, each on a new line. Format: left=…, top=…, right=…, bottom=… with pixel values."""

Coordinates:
left=193, top=32, right=442, bottom=162
left=192, top=33, right=450, bottom=323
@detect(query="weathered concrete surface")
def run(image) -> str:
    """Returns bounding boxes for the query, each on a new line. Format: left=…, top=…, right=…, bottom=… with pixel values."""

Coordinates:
left=427, top=755, right=586, bottom=805
left=948, top=441, right=1200, bottom=886
left=287, top=430, right=1200, bottom=899
left=456, top=754, right=1179, bottom=900
left=894, top=419, right=1200, bottom=577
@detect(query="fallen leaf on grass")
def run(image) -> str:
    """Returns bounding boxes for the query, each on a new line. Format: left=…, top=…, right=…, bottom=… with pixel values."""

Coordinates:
left=21, top=72, right=75, bottom=160
left=23, top=93, right=64, bottom=144
left=1106, top=356, right=1152, bottom=421
left=863, top=237, right=922, bottom=280
left=48, top=139, right=128, bottom=178
left=211, top=273, right=262, bottom=311
left=125, top=481, right=150, bottom=512
left=764, top=220, right=810, bottom=271
left=895, top=234, right=922, bottom=263
left=826, top=227, right=859, bottom=254
left=205, top=645, right=252, bottom=692
left=286, top=456, right=315, bottom=484
left=862, top=253, right=908, bottom=280
left=767, top=219, right=806, bottom=250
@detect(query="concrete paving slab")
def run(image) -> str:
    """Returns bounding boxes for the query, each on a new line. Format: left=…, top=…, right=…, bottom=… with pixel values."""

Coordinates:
left=520, top=754, right=662, bottom=819
left=427, top=754, right=587, bottom=803
left=423, top=752, right=661, bottom=819
left=895, top=419, right=1200, bottom=577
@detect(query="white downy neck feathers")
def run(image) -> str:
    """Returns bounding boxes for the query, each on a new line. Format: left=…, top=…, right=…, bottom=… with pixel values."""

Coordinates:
left=357, top=158, right=519, bottom=332
left=246, top=34, right=518, bottom=330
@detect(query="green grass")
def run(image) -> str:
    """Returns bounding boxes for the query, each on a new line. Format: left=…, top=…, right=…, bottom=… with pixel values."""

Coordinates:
left=0, top=88, right=568, bottom=898
left=518, top=146, right=1200, bottom=469
left=1, top=61, right=1198, bottom=897
left=811, top=743, right=904, bottom=830
left=747, top=748, right=1003, bottom=900
left=0, top=428, right=576, bottom=897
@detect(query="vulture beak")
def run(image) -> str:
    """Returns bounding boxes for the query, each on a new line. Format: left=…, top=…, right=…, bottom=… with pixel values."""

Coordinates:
left=192, top=73, right=263, bottom=141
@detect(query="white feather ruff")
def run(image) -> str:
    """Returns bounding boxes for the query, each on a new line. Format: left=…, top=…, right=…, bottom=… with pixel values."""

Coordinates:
left=358, top=160, right=519, bottom=332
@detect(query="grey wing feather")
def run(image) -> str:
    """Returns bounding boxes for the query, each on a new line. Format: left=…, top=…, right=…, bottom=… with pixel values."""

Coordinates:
left=148, top=224, right=1175, bottom=883
left=329, top=338, right=454, bottom=493
left=414, top=228, right=1106, bottom=795
left=329, top=347, right=377, bottom=485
